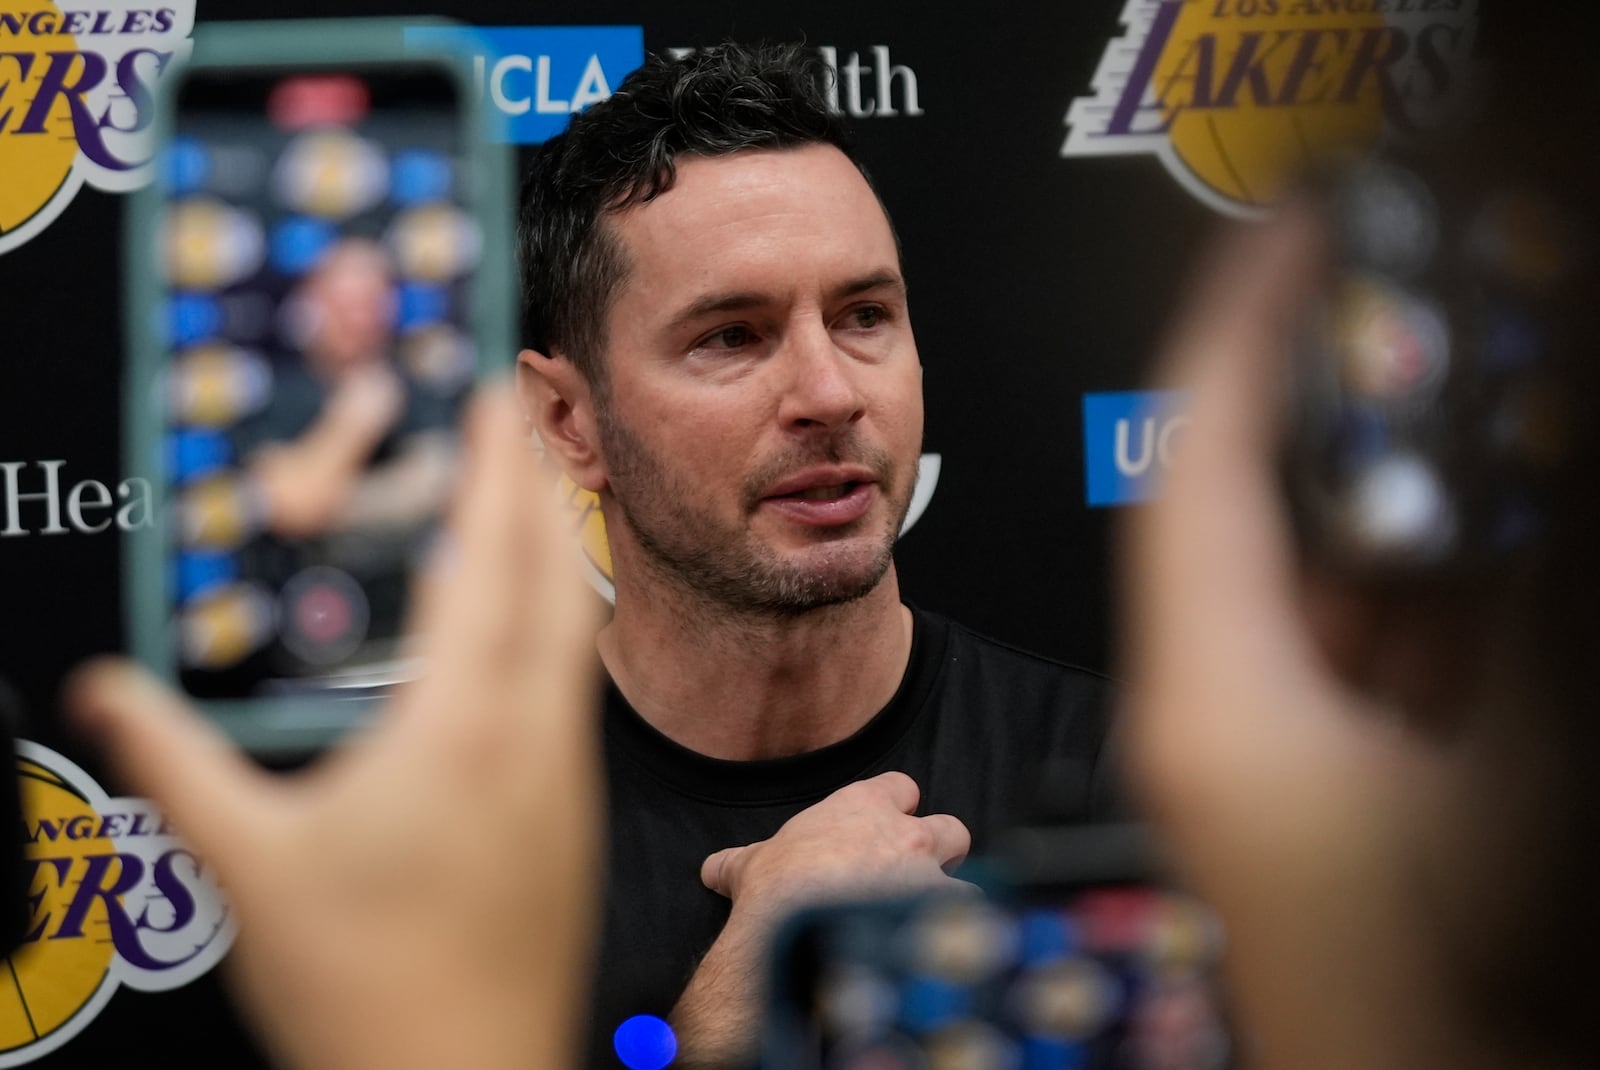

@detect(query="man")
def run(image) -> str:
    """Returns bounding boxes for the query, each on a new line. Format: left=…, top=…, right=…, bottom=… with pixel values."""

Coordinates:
left=514, top=43, right=1115, bottom=1067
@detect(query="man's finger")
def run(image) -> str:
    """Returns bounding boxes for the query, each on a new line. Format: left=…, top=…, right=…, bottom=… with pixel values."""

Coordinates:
left=65, top=658, right=276, bottom=866
left=1125, top=208, right=1332, bottom=700
left=701, top=845, right=745, bottom=897
left=410, top=387, right=535, bottom=685
left=862, top=771, right=921, bottom=815
left=918, top=813, right=971, bottom=871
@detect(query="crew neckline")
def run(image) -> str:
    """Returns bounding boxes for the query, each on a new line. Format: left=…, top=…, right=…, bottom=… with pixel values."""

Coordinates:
left=603, top=607, right=949, bottom=807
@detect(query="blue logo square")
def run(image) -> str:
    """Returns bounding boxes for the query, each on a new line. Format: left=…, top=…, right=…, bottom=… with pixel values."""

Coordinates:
left=1081, top=390, right=1190, bottom=507
left=407, top=25, right=645, bottom=144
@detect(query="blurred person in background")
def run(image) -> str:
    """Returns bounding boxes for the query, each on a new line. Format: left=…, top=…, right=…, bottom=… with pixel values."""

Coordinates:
left=242, top=235, right=457, bottom=545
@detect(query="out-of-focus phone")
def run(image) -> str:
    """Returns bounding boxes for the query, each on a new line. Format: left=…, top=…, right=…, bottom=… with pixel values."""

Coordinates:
left=761, top=824, right=1235, bottom=1070
left=123, top=19, right=513, bottom=754
left=1282, top=133, right=1591, bottom=582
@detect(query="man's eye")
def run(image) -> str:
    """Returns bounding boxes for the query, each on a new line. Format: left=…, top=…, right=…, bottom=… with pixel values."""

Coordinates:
left=695, top=326, right=756, bottom=351
left=847, top=306, right=886, bottom=329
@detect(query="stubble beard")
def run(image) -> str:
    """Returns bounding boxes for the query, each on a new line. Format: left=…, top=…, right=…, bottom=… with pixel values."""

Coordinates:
left=597, top=409, right=914, bottom=618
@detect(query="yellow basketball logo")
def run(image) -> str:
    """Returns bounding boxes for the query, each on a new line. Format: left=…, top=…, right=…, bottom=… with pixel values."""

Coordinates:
left=1063, top=0, right=1478, bottom=216
left=0, top=742, right=232, bottom=1067
left=0, top=0, right=195, bottom=255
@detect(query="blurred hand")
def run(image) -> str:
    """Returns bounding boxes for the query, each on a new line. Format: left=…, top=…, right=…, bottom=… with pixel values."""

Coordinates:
left=1121, top=207, right=1596, bottom=1070
left=673, top=772, right=970, bottom=1067
left=67, top=389, right=602, bottom=1070
left=325, top=362, right=406, bottom=446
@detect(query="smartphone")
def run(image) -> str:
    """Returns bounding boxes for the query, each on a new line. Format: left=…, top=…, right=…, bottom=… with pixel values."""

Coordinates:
left=1281, top=132, right=1591, bottom=582
left=761, top=824, right=1235, bottom=1070
left=123, top=19, right=513, bottom=754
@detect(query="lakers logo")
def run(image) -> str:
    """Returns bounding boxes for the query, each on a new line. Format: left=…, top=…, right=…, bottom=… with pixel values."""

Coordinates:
left=1063, top=0, right=1477, bottom=216
left=555, top=456, right=944, bottom=602
left=0, top=742, right=231, bottom=1067
left=0, top=0, right=195, bottom=255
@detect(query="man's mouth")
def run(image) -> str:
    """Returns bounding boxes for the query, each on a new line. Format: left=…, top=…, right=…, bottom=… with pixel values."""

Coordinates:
left=784, top=482, right=859, bottom=502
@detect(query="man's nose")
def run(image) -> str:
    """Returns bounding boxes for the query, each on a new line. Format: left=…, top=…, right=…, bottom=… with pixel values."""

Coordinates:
left=776, top=320, right=866, bottom=430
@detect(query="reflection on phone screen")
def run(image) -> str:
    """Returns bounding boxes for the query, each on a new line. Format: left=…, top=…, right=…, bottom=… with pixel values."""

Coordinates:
left=156, top=65, right=479, bottom=702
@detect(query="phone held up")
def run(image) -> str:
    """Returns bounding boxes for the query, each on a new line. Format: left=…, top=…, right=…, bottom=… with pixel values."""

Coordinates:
left=1281, top=106, right=1593, bottom=587
left=761, top=824, right=1235, bottom=1070
left=123, top=19, right=513, bottom=755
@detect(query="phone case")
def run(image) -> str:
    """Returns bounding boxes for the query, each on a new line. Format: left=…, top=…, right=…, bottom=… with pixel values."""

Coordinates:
left=122, top=18, right=514, bottom=754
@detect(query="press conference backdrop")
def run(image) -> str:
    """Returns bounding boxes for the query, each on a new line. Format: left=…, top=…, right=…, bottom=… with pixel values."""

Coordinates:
left=0, top=1, right=1476, bottom=1064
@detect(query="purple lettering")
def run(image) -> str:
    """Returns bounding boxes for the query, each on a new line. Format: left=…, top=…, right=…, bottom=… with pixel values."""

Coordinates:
left=101, top=48, right=169, bottom=136
left=153, top=8, right=175, bottom=32
left=24, top=815, right=60, bottom=843
left=18, top=51, right=145, bottom=171
left=1106, top=0, right=1183, bottom=136
left=21, top=858, right=71, bottom=943
left=96, top=813, right=127, bottom=838
left=1162, top=34, right=1219, bottom=110
left=59, top=11, right=89, bottom=34
left=0, top=15, right=24, bottom=34
left=51, top=853, right=143, bottom=940
left=64, top=815, right=95, bottom=840
left=90, top=9, right=115, bottom=33
left=26, top=11, right=54, bottom=34
left=1336, top=27, right=1410, bottom=129
left=121, top=10, right=152, bottom=33
left=119, top=849, right=207, bottom=970
left=1278, top=29, right=1350, bottom=105
left=16, top=50, right=106, bottom=133
left=1214, top=31, right=1295, bottom=107
left=1412, top=22, right=1461, bottom=99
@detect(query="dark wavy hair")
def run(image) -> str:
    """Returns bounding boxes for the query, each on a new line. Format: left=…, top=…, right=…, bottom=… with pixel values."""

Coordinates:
left=516, top=41, right=890, bottom=387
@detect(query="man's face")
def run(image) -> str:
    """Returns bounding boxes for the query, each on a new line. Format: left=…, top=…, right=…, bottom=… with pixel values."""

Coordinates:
left=592, top=144, right=923, bottom=615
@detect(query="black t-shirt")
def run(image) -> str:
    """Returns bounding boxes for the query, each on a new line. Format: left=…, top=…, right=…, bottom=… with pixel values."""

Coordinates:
left=585, top=606, right=1116, bottom=1068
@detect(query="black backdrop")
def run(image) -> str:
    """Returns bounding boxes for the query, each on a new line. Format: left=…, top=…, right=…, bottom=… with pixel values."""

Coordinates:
left=0, top=0, right=1452, bottom=1063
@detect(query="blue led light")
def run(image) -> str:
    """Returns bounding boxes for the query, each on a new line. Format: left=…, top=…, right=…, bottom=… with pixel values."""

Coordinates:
left=613, top=1015, right=676, bottom=1070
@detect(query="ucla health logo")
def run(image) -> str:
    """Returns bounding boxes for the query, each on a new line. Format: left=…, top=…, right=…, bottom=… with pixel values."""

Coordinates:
left=1083, top=391, right=1189, bottom=507
left=1063, top=0, right=1477, bottom=216
left=406, top=25, right=643, bottom=144
left=0, top=741, right=230, bottom=1066
left=0, top=0, right=195, bottom=255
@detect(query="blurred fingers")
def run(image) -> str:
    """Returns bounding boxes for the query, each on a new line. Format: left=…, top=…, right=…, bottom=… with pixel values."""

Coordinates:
left=64, top=658, right=275, bottom=868
left=1124, top=207, right=1331, bottom=700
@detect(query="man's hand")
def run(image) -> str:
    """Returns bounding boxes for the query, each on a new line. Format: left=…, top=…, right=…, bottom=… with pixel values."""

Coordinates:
left=251, top=364, right=407, bottom=539
left=66, top=389, right=603, bottom=1070
left=672, top=772, right=970, bottom=1067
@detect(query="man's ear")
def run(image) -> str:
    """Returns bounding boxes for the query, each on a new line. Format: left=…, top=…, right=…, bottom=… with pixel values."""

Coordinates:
left=516, top=348, right=608, bottom=493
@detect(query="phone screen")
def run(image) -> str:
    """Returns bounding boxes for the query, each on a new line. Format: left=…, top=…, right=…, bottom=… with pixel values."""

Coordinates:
left=763, top=868, right=1233, bottom=1069
left=150, top=62, right=481, bottom=713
